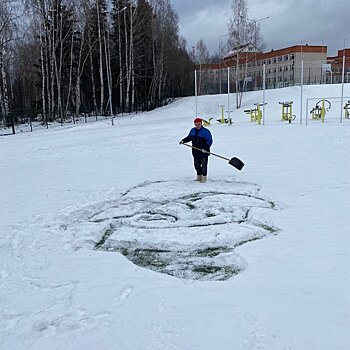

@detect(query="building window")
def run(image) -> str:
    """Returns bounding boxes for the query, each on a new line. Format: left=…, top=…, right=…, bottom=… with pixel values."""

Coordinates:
left=291, top=54, right=295, bottom=60
left=278, top=76, right=282, bottom=82
left=273, top=57, right=277, bottom=63
left=257, top=61, right=261, bottom=66
left=267, top=78, right=271, bottom=83
left=278, top=56, right=283, bottom=62
left=267, top=68, right=271, bottom=74
left=284, top=66, right=289, bottom=71
left=279, top=67, right=282, bottom=72
left=268, top=59, right=271, bottom=64
left=274, top=68, right=277, bottom=73
left=290, top=65, right=294, bottom=70
left=284, top=55, right=289, bottom=61
left=290, top=75, right=294, bottom=80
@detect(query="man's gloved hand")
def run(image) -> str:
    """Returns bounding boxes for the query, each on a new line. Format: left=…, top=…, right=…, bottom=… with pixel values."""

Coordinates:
left=179, top=140, right=184, bottom=145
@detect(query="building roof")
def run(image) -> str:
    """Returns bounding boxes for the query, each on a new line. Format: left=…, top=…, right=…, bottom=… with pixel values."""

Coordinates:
left=255, top=45, right=327, bottom=60
left=221, top=44, right=328, bottom=67
left=224, top=42, right=259, bottom=59
left=194, top=44, right=347, bottom=71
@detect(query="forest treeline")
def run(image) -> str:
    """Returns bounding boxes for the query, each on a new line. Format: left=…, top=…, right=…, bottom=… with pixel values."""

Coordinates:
left=0, top=0, right=194, bottom=126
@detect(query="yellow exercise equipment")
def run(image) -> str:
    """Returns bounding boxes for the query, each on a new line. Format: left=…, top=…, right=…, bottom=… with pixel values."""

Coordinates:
left=279, top=101, right=296, bottom=124
left=217, top=105, right=232, bottom=125
left=244, top=102, right=266, bottom=124
left=310, top=99, right=331, bottom=123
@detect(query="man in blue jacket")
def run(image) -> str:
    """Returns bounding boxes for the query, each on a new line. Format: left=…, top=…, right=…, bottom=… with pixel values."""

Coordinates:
left=179, top=117, right=213, bottom=183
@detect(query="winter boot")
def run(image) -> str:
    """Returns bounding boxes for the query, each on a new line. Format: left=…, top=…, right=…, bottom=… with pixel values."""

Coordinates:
left=200, top=176, right=207, bottom=183
left=196, top=175, right=202, bottom=181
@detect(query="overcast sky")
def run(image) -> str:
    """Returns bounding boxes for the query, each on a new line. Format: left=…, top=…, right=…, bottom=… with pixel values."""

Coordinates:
left=171, top=0, right=349, bottom=57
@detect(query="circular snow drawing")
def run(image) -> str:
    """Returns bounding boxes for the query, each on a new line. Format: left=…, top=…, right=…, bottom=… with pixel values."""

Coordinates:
left=61, top=179, right=280, bottom=281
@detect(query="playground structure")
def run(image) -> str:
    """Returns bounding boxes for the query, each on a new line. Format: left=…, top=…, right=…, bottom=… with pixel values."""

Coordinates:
left=279, top=101, right=296, bottom=124
left=305, top=96, right=350, bottom=125
left=309, top=99, right=331, bottom=122
left=202, top=118, right=213, bottom=126
left=194, top=95, right=350, bottom=129
left=217, top=105, right=232, bottom=125
left=344, top=100, right=350, bottom=119
left=244, top=102, right=266, bottom=124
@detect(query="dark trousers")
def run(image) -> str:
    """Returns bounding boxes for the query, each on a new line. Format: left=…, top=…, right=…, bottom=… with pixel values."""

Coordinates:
left=194, top=156, right=208, bottom=176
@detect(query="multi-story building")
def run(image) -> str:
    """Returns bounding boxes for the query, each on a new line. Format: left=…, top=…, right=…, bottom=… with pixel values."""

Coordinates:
left=327, top=49, right=350, bottom=83
left=195, top=44, right=334, bottom=93
left=251, top=45, right=327, bottom=88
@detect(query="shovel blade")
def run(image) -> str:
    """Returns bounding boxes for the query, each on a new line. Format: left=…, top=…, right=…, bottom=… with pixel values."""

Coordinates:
left=229, top=157, right=245, bottom=170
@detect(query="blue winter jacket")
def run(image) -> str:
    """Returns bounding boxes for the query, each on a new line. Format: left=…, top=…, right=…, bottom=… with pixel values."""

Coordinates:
left=182, top=126, right=213, bottom=157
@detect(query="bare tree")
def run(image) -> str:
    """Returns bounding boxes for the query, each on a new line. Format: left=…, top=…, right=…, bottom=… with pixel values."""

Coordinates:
left=96, top=0, right=106, bottom=116
left=0, top=1, right=12, bottom=124
left=0, top=0, right=21, bottom=132
left=228, top=0, right=254, bottom=108
left=195, top=39, right=209, bottom=95
left=103, top=12, right=114, bottom=122
left=87, top=16, right=98, bottom=116
left=116, top=2, right=124, bottom=113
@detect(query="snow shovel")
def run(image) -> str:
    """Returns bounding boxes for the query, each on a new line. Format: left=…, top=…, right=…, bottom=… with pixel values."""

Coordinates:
left=181, top=143, right=245, bottom=171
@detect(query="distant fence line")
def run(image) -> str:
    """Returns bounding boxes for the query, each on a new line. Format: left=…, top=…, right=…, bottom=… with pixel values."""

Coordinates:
left=0, top=98, right=180, bottom=135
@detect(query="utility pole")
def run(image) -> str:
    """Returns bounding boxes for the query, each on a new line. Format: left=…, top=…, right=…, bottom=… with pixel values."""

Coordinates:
left=218, top=34, right=230, bottom=94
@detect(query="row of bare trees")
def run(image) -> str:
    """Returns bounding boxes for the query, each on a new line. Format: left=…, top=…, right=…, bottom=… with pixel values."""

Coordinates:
left=0, top=0, right=194, bottom=128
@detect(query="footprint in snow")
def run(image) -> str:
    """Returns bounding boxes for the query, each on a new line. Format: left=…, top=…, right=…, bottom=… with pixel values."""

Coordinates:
left=117, top=285, right=134, bottom=302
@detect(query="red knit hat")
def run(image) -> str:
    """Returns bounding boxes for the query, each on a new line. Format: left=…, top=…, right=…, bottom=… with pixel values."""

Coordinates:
left=194, top=117, right=202, bottom=124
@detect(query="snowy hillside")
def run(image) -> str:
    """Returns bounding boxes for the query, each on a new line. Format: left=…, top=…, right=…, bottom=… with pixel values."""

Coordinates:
left=1, top=84, right=350, bottom=349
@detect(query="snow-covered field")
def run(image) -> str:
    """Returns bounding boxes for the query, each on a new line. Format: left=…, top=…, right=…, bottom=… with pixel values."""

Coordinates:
left=1, top=84, right=350, bottom=349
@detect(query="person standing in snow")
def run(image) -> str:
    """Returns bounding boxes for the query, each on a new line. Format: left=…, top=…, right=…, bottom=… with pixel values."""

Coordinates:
left=179, top=117, right=213, bottom=183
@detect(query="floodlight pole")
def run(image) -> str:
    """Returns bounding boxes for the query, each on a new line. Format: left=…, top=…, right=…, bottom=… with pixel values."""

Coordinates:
left=341, top=44, right=346, bottom=123
left=227, top=67, right=230, bottom=120
left=219, top=34, right=230, bottom=94
left=300, top=60, right=304, bottom=125
left=263, top=63, right=266, bottom=125
left=240, top=15, right=270, bottom=89
left=195, top=70, right=198, bottom=117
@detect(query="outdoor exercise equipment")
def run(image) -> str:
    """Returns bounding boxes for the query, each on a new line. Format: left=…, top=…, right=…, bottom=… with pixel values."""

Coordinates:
left=279, top=101, right=296, bottom=124
left=202, top=118, right=213, bottom=126
left=344, top=100, right=350, bottom=119
left=310, top=99, right=331, bottom=122
left=217, top=105, right=232, bottom=125
left=244, top=102, right=266, bottom=124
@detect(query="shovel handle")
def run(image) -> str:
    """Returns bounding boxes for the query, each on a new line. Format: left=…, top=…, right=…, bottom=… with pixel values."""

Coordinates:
left=181, top=143, right=230, bottom=161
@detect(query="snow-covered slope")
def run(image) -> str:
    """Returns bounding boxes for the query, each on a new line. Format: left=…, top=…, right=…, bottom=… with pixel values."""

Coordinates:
left=1, top=84, right=350, bottom=349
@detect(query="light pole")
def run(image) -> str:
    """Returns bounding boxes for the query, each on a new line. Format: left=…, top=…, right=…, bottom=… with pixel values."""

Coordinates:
left=240, top=15, right=269, bottom=89
left=219, top=34, right=230, bottom=94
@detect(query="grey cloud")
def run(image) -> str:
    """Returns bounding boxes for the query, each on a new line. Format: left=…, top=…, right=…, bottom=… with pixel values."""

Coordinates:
left=171, top=0, right=350, bottom=56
